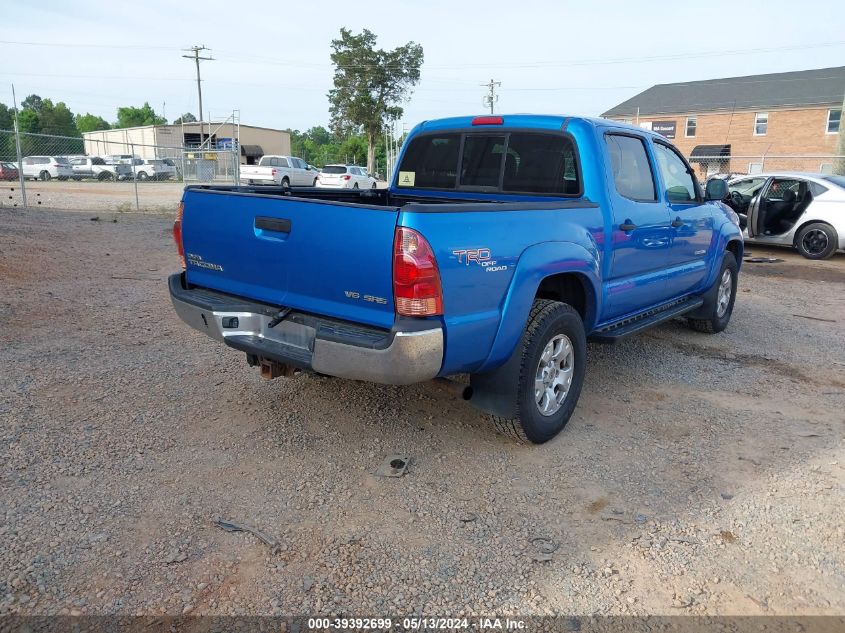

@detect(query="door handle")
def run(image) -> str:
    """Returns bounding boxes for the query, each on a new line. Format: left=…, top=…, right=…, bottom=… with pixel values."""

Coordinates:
left=619, top=221, right=637, bottom=231
left=255, top=217, right=292, bottom=233
left=671, top=217, right=684, bottom=228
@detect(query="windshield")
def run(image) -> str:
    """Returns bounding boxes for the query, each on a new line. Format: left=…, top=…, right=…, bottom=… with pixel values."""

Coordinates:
left=322, top=166, right=348, bottom=174
left=822, top=175, right=845, bottom=189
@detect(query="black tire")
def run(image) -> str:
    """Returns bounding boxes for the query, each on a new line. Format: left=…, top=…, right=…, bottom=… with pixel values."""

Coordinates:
left=136, top=171, right=148, bottom=181
left=688, top=251, right=738, bottom=334
left=795, top=222, right=838, bottom=260
left=371, top=182, right=377, bottom=189
left=491, top=300, right=586, bottom=444
left=39, top=171, right=51, bottom=181
left=281, top=177, right=290, bottom=189
left=353, top=182, right=359, bottom=189
left=97, top=172, right=113, bottom=181
left=312, top=178, right=318, bottom=187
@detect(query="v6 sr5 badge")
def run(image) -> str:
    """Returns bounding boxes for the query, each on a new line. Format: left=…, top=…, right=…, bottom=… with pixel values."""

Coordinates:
left=452, top=247, right=508, bottom=272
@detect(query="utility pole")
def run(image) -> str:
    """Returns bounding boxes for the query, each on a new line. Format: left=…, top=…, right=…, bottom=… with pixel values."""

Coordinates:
left=11, top=83, right=26, bottom=207
left=182, top=45, right=214, bottom=148
left=481, top=78, right=501, bottom=114
left=837, top=90, right=845, bottom=175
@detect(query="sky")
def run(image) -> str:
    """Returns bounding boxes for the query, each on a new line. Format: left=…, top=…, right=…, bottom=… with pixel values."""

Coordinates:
left=2, top=0, right=844, bottom=135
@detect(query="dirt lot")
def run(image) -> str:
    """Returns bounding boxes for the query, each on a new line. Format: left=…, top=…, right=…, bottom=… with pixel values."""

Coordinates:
left=1, top=208, right=844, bottom=617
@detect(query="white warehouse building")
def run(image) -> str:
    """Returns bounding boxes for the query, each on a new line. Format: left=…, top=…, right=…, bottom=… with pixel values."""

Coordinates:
left=82, top=122, right=291, bottom=164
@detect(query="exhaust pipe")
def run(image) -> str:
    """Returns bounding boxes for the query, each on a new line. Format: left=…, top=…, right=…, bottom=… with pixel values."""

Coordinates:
left=433, top=378, right=473, bottom=401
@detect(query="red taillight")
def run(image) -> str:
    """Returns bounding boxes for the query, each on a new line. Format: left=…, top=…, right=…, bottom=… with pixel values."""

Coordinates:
left=471, top=116, right=504, bottom=126
left=393, top=227, right=443, bottom=317
left=342, top=174, right=352, bottom=180
left=173, top=202, right=185, bottom=269
left=271, top=168, right=277, bottom=176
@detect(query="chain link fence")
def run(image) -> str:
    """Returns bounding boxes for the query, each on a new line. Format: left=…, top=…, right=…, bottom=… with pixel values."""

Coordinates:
left=3, top=128, right=844, bottom=212
left=0, top=128, right=240, bottom=212
left=690, top=154, right=845, bottom=181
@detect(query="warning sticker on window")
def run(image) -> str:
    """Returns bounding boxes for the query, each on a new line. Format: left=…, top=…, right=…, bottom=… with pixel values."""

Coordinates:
left=397, top=171, right=416, bottom=187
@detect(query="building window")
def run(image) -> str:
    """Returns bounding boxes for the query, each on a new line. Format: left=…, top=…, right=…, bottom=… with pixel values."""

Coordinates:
left=820, top=163, right=834, bottom=174
left=748, top=162, right=764, bottom=174
left=754, top=112, right=768, bottom=136
left=827, top=109, right=841, bottom=134
left=685, top=116, right=697, bottom=138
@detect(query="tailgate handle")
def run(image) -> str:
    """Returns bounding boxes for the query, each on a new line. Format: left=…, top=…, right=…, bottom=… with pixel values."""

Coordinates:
left=255, top=217, right=292, bottom=233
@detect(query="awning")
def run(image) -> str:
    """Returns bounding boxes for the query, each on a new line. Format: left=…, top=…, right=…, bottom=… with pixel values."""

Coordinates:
left=241, top=144, right=263, bottom=158
left=689, top=144, right=731, bottom=162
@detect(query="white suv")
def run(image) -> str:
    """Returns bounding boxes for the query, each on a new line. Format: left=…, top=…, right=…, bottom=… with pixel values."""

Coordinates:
left=21, top=156, right=73, bottom=181
left=316, top=165, right=377, bottom=189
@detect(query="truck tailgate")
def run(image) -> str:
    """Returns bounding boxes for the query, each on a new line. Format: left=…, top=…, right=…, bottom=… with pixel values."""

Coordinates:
left=180, top=188, right=399, bottom=329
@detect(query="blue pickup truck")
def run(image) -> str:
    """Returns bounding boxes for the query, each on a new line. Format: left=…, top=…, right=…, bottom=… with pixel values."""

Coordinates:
left=169, top=114, right=743, bottom=443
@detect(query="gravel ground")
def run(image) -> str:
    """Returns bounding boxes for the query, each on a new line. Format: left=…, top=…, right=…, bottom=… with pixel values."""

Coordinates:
left=1, top=208, right=843, bottom=617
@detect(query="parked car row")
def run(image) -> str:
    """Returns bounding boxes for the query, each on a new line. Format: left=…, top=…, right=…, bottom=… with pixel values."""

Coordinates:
left=238, top=155, right=377, bottom=189
left=12, top=155, right=178, bottom=182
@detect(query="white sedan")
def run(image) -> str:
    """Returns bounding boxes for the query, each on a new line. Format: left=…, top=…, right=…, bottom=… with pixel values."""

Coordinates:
left=724, top=172, right=845, bottom=259
left=316, top=165, right=377, bottom=189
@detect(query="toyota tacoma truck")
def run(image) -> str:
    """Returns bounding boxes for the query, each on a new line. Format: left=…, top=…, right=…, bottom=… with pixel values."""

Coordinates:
left=169, top=114, right=742, bottom=443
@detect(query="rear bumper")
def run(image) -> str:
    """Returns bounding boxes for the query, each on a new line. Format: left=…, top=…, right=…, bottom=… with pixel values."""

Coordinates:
left=168, top=274, right=443, bottom=385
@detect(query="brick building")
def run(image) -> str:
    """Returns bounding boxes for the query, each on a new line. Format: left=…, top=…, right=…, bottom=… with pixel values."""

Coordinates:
left=602, top=66, right=844, bottom=177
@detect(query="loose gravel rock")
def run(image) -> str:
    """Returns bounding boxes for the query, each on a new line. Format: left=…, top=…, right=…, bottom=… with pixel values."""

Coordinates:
left=1, top=208, right=843, bottom=616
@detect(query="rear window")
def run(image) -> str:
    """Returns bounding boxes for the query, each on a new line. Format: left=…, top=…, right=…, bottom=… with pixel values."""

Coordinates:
left=398, top=134, right=460, bottom=189
left=397, top=131, right=580, bottom=195
left=55, top=157, right=70, bottom=165
left=323, top=165, right=348, bottom=174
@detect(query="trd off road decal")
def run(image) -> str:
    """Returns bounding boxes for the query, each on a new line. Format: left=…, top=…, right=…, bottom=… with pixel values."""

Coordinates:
left=452, top=248, right=508, bottom=272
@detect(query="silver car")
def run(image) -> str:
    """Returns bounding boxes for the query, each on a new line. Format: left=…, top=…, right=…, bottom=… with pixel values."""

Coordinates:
left=725, top=172, right=845, bottom=259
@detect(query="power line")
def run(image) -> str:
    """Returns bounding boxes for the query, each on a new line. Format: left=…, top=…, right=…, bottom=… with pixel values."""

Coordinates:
left=481, top=79, right=501, bottom=114
left=182, top=45, right=214, bottom=146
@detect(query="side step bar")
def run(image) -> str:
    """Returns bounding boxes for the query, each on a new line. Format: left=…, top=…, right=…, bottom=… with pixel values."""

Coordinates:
left=591, top=296, right=704, bottom=342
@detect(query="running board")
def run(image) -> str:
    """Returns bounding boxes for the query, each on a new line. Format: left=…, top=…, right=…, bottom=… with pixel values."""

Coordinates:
left=591, top=296, right=704, bottom=341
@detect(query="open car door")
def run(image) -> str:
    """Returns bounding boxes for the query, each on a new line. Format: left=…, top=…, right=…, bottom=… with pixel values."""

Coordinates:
left=745, top=177, right=771, bottom=238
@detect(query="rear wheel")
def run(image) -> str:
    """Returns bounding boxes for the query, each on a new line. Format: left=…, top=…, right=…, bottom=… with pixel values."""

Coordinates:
left=795, top=222, right=838, bottom=260
left=281, top=177, right=290, bottom=189
left=491, top=300, right=586, bottom=444
left=39, top=171, right=51, bottom=181
left=371, top=181, right=377, bottom=189
left=353, top=182, right=359, bottom=189
left=98, top=172, right=113, bottom=181
left=687, top=252, right=738, bottom=333
left=136, top=171, right=148, bottom=181
left=312, top=178, right=318, bottom=187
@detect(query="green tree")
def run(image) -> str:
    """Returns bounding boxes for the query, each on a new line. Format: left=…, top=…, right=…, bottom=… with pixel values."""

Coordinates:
left=0, top=103, right=13, bottom=131
left=115, top=102, right=166, bottom=128
left=17, top=109, right=40, bottom=134
left=328, top=28, right=422, bottom=173
left=75, top=113, right=111, bottom=133
left=39, top=100, right=79, bottom=136
left=173, top=112, right=197, bottom=124
left=21, top=94, right=44, bottom=113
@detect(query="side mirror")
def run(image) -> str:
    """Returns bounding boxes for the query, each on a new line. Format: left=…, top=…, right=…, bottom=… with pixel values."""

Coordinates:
left=705, top=178, right=728, bottom=201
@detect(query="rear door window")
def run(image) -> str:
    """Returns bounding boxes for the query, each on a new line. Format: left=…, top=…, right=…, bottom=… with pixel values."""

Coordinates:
left=605, top=134, right=656, bottom=201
